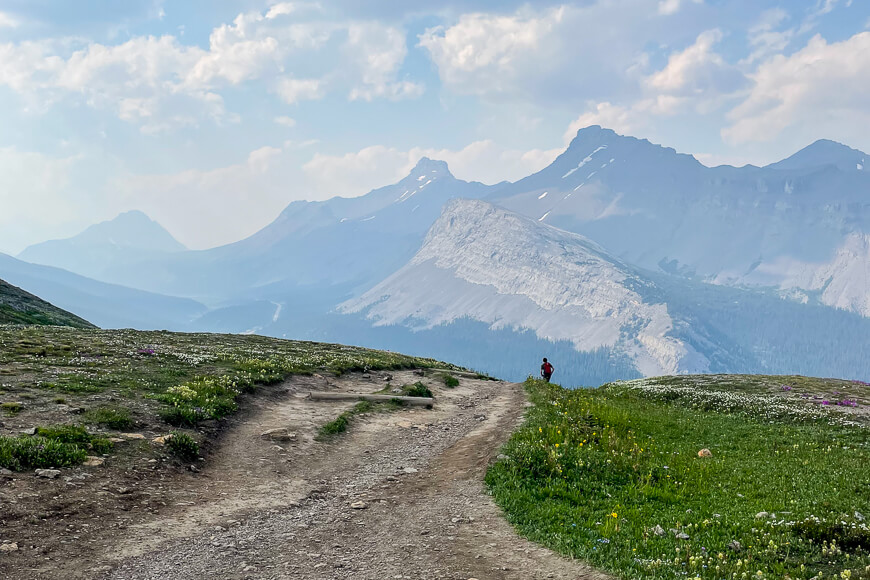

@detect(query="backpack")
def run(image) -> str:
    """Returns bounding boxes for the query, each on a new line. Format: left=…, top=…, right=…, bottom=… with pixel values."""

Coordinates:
left=543, top=362, right=553, bottom=374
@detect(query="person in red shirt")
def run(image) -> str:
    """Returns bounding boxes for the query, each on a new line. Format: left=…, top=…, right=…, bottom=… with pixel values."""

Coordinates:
left=540, top=357, right=554, bottom=382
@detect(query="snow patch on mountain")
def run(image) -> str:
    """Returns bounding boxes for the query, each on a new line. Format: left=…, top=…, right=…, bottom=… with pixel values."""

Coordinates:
left=341, top=199, right=709, bottom=376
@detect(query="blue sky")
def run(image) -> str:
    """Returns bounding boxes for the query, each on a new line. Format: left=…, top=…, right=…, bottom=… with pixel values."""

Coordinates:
left=1, top=0, right=868, bottom=252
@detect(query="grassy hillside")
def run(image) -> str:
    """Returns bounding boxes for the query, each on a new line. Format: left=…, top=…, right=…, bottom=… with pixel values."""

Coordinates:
left=488, top=375, right=870, bottom=580
left=0, top=327, right=456, bottom=471
left=0, top=279, right=95, bottom=328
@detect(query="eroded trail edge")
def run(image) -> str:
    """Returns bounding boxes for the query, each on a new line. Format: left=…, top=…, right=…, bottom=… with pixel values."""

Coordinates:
left=83, top=371, right=606, bottom=579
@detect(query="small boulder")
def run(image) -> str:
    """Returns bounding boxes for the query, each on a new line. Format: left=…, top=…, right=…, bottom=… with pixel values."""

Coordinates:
left=260, top=428, right=297, bottom=442
left=350, top=501, right=367, bottom=510
left=0, top=543, right=19, bottom=552
left=675, top=532, right=690, bottom=540
left=413, top=369, right=425, bottom=377
left=755, top=511, right=769, bottom=519
left=152, top=435, right=173, bottom=445
left=728, top=540, right=742, bottom=552
left=83, top=456, right=104, bottom=467
left=120, top=433, right=146, bottom=440
left=652, top=525, right=666, bottom=537
left=403, top=467, right=419, bottom=474
left=20, top=427, right=36, bottom=436
left=698, top=448, right=712, bottom=458
left=35, top=469, right=60, bottom=479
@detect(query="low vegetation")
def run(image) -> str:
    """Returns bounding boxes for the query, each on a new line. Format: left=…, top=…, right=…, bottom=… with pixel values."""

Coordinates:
left=488, top=376, right=870, bottom=580
left=84, top=405, right=133, bottom=430
left=318, top=401, right=376, bottom=439
left=166, top=431, right=200, bottom=462
left=401, top=382, right=434, bottom=398
left=442, top=374, right=460, bottom=388
left=0, top=326, right=456, bottom=469
left=0, top=435, right=88, bottom=471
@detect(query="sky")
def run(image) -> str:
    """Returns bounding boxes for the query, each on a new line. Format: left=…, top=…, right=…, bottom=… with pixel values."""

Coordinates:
left=1, top=0, right=869, bottom=252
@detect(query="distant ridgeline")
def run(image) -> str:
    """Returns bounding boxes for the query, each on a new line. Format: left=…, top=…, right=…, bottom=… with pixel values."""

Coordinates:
left=0, top=279, right=96, bottom=329
left=6, top=126, right=870, bottom=385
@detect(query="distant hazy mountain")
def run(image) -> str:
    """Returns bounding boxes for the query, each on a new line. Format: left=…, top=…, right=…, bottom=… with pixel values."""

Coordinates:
left=0, top=253, right=206, bottom=330
left=0, top=278, right=95, bottom=328
left=343, top=199, right=703, bottom=376
left=91, top=158, right=493, bottom=303
left=19, top=210, right=186, bottom=285
left=488, top=126, right=870, bottom=315
left=340, top=200, right=870, bottom=383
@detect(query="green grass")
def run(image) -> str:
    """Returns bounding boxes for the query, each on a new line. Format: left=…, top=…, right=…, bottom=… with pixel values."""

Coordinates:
left=1, top=401, right=23, bottom=415
left=83, top=405, right=133, bottom=430
left=166, top=432, right=199, bottom=461
left=35, top=424, right=114, bottom=456
left=317, top=400, right=403, bottom=440
left=0, top=327, right=460, bottom=432
left=401, top=382, right=434, bottom=398
left=487, top=377, right=870, bottom=580
left=443, top=374, right=460, bottom=388
left=0, top=435, right=89, bottom=471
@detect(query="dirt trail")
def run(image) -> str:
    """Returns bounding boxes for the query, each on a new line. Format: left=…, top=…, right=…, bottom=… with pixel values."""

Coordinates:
left=17, top=370, right=606, bottom=579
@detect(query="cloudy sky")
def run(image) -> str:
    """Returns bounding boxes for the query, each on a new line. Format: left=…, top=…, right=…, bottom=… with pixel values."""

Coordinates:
left=1, top=0, right=868, bottom=252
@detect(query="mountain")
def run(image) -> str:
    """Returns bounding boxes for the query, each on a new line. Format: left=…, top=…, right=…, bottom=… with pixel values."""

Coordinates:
left=18, top=210, right=186, bottom=285
left=0, top=253, right=207, bottom=330
left=89, top=158, right=493, bottom=304
left=342, top=199, right=702, bottom=377
left=768, top=139, right=867, bottom=172
left=339, top=200, right=870, bottom=384
left=0, top=278, right=96, bottom=328
left=487, top=126, right=870, bottom=315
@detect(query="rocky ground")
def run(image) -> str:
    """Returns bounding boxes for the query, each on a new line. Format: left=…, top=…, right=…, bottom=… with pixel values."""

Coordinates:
left=1, top=369, right=606, bottom=579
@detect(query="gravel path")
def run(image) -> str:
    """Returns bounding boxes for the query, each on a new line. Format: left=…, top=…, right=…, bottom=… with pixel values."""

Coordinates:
left=93, top=371, right=605, bottom=579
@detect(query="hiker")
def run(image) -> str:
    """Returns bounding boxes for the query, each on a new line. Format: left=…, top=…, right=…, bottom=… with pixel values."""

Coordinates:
left=540, top=357, right=554, bottom=382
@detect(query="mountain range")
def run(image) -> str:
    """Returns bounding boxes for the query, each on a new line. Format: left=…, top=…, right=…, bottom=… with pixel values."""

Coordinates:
left=6, top=126, right=870, bottom=384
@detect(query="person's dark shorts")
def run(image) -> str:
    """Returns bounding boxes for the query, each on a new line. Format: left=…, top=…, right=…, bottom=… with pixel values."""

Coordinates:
left=543, top=373, right=552, bottom=382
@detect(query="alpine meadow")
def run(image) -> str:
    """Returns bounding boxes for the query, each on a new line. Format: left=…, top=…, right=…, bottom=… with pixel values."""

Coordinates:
left=1, top=1, right=870, bottom=578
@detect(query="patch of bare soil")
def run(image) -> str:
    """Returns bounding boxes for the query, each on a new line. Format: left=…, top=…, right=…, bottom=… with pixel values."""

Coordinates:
left=1, top=370, right=605, bottom=580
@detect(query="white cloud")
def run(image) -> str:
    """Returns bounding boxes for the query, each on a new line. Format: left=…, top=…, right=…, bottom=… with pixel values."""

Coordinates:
left=657, top=0, right=702, bottom=16
left=743, top=8, right=794, bottom=65
left=647, top=29, right=746, bottom=98
left=724, top=31, right=870, bottom=145
left=185, top=13, right=281, bottom=87
left=345, top=22, right=423, bottom=101
left=274, top=115, right=297, bottom=127
left=0, top=11, right=18, bottom=28
left=266, top=2, right=299, bottom=19
left=276, top=77, right=324, bottom=104
left=418, top=6, right=565, bottom=98
left=0, top=5, right=421, bottom=131
left=302, top=140, right=561, bottom=198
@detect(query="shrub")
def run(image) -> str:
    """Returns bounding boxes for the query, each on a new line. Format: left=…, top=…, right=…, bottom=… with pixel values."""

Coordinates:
left=318, top=413, right=350, bottom=437
left=36, top=424, right=91, bottom=446
left=793, top=517, right=870, bottom=552
left=403, top=382, right=433, bottom=398
left=0, top=435, right=88, bottom=471
left=443, top=374, right=460, bottom=388
left=1, top=402, right=23, bottom=415
left=36, top=424, right=114, bottom=455
left=84, top=406, right=133, bottom=430
left=166, top=432, right=199, bottom=461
